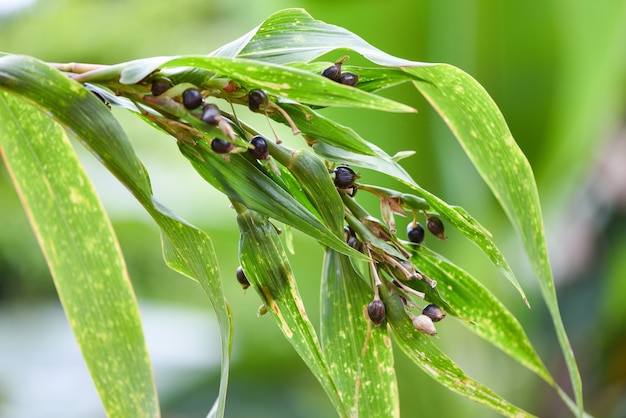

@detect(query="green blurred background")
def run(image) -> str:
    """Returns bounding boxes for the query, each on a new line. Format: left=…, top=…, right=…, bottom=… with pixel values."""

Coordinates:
left=1, top=1, right=625, bottom=417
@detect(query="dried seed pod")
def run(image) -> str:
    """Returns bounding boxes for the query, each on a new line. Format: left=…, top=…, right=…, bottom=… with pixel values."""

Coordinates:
left=211, top=138, right=234, bottom=154
left=406, top=221, right=425, bottom=244
left=248, top=89, right=268, bottom=112
left=200, top=103, right=221, bottom=126
left=236, top=266, right=250, bottom=290
left=182, top=88, right=203, bottom=110
left=426, top=216, right=446, bottom=239
left=412, top=314, right=437, bottom=336
left=151, top=78, right=173, bottom=96
left=367, top=299, right=386, bottom=326
left=248, top=135, right=270, bottom=160
left=339, top=72, right=359, bottom=87
left=333, top=165, right=358, bottom=189
left=422, top=304, right=445, bottom=322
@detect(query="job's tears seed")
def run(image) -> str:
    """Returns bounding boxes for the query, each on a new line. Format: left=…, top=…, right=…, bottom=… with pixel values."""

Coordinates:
left=249, top=135, right=269, bottom=160
left=427, top=216, right=446, bottom=239
left=200, top=103, right=221, bottom=126
left=422, top=304, right=445, bottom=322
left=182, top=88, right=203, bottom=110
left=406, top=222, right=425, bottom=244
left=151, top=78, right=173, bottom=96
left=333, top=166, right=358, bottom=189
left=339, top=72, right=359, bottom=87
left=412, top=314, right=437, bottom=336
left=211, top=138, right=233, bottom=154
left=248, top=89, right=268, bottom=112
left=236, top=266, right=250, bottom=290
left=367, top=299, right=386, bottom=326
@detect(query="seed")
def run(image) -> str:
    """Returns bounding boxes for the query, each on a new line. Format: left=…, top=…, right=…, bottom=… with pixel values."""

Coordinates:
left=236, top=266, right=250, bottom=290
left=182, top=88, right=203, bottom=109
left=321, top=63, right=342, bottom=81
left=333, top=165, right=358, bottom=189
left=367, top=299, right=386, bottom=326
left=426, top=216, right=446, bottom=239
left=248, top=135, right=269, bottom=160
left=151, top=78, right=173, bottom=96
left=422, top=304, right=445, bottom=322
left=248, top=89, right=268, bottom=112
left=412, top=314, right=437, bottom=336
left=211, top=138, right=234, bottom=154
left=200, top=103, right=221, bottom=126
left=339, top=72, right=359, bottom=87
left=406, top=222, right=425, bottom=244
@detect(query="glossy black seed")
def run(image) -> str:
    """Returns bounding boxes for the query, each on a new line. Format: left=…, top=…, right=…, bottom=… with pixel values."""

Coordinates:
left=422, top=304, right=445, bottom=322
left=347, top=236, right=360, bottom=250
left=151, top=78, right=173, bottom=96
left=333, top=166, right=358, bottom=189
left=236, top=266, right=250, bottom=290
left=406, top=222, right=425, bottom=244
left=426, top=216, right=446, bottom=239
left=339, top=72, right=359, bottom=87
left=200, top=103, right=221, bottom=125
left=367, top=299, right=386, bottom=326
left=182, top=88, right=203, bottom=109
left=248, top=89, right=268, bottom=112
left=211, top=138, right=234, bottom=154
left=321, top=63, right=342, bottom=81
left=248, top=135, right=269, bottom=160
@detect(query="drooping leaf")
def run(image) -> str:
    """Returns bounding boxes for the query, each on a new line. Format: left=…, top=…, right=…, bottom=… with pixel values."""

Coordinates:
left=0, top=92, right=159, bottom=418
left=321, top=249, right=399, bottom=417
left=0, top=55, right=232, bottom=417
left=381, top=283, right=535, bottom=418
left=234, top=202, right=348, bottom=417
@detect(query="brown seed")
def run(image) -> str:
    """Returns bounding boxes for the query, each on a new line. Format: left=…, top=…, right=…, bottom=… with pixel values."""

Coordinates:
left=422, top=304, right=446, bottom=322
left=338, top=72, right=359, bottom=87
left=367, top=299, right=386, bottom=326
left=426, top=216, right=446, bottom=239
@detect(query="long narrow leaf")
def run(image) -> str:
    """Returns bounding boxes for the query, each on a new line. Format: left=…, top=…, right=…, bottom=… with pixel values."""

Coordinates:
left=0, top=55, right=232, bottom=417
left=0, top=92, right=159, bottom=418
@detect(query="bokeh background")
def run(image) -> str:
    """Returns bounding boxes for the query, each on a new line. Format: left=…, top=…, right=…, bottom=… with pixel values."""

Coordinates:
left=1, top=1, right=625, bottom=417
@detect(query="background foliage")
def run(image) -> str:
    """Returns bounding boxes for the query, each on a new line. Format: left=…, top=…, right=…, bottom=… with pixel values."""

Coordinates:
left=1, top=1, right=625, bottom=417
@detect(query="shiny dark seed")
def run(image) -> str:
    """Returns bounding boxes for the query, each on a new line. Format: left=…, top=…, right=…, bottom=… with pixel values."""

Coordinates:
left=200, top=103, right=221, bottom=125
left=422, top=304, right=445, bottom=322
left=236, top=266, right=250, bottom=290
left=426, top=216, right=446, bottom=239
left=321, top=63, right=342, bottom=81
left=248, top=89, right=268, bottom=112
left=367, top=299, right=386, bottom=326
left=339, top=72, right=359, bottom=87
left=249, top=135, right=269, bottom=160
left=182, top=88, right=203, bottom=109
left=151, top=78, right=173, bottom=96
left=211, top=138, right=233, bottom=154
left=406, top=222, right=425, bottom=244
left=333, top=166, right=358, bottom=189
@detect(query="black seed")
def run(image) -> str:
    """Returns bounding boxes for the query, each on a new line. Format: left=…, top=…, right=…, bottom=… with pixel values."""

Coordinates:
left=333, top=166, right=358, bottom=189
left=347, top=236, right=360, bottom=250
left=321, top=63, right=342, bottom=81
left=248, top=135, right=269, bottom=160
left=182, top=88, right=203, bottom=109
left=211, top=138, right=233, bottom=154
left=422, top=304, right=445, bottom=322
left=426, top=216, right=446, bottom=239
left=236, top=266, right=250, bottom=290
left=200, top=103, right=221, bottom=125
left=406, top=222, right=425, bottom=244
left=248, top=89, right=268, bottom=112
left=151, top=78, right=173, bottom=96
left=339, top=72, right=359, bottom=87
left=367, top=299, right=386, bottom=326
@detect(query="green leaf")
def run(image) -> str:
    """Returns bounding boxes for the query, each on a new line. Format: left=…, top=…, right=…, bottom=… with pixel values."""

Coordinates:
left=234, top=202, right=348, bottom=417
left=321, top=250, right=399, bottom=417
left=411, top=247, right=553, bottom=384
left=0, top=92, right=159, bottom=418
left=0, top=54, right=232, bottom=417
left=381, top=283, right=535, bottom=418
left=178, top=141, right=365, bottom=260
